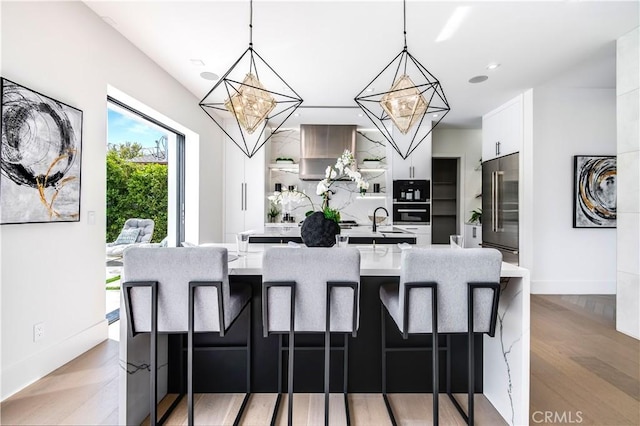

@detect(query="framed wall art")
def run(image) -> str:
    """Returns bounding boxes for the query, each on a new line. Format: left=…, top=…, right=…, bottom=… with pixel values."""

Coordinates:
left=1, top=78, right=83, bottom=224
left=573, top=155, right=616, bottom=228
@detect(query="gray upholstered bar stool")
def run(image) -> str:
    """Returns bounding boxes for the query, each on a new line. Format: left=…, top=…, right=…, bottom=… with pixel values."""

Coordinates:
left=379, top=248, right=502, bottom=426
left=122, top=246, right=251, bottom=426
left=262, top=247, right=361, bottom=426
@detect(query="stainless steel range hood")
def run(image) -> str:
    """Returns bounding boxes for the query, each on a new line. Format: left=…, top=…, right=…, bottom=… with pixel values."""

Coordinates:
left=299, top=125, right=356, bottom=180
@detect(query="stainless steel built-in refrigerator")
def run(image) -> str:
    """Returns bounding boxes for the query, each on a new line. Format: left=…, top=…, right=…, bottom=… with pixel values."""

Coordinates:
left=482, top=153, right=519, bottom=264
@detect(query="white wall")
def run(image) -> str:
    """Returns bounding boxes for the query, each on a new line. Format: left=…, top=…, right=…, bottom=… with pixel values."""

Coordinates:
left=432, top=128, right=483, bottom=230
left=616, top=27, right=640, bottom=339
left=531, top=87, right=617, bottom=294
left=0, top=1, right=222, bottom=399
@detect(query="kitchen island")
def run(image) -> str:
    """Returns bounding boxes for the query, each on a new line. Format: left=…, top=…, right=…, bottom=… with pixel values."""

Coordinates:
left=249, top=224, right=417, bottom=245
left=119, top=244, right=529, bottom=425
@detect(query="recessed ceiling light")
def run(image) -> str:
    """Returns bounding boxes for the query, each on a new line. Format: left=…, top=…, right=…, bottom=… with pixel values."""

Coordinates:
left=468, top=75, right=488, bottom=84
left=358, top=113, right=364, bottom=118
left=200, top=72, right=219, bottom=81
left=486, top=63, right=501, bottom=70
left=433, top=114, right=439, bottom=118
left=190, top=59, right=205, bottom=66
left=436, top=6, right=471, bottom=42
left=294, top=113, right=300, bottom=117
left=366, top=87, right=374, bottom=93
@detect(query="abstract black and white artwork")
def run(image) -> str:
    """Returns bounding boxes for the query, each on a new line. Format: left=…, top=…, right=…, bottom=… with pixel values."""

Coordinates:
left=573, top=155, right=616, bottom=228
left=1, top=78, right=83, bottom=224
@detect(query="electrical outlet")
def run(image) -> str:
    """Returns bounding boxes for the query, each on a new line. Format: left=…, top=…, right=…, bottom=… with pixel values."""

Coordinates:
left=34, top=322, right=44, bottom=342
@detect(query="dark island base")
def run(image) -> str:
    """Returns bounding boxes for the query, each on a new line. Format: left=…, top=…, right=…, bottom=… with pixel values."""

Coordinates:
left=249, top=236, right=417, bottom=245
left=167, top=276, right=482, bottom=394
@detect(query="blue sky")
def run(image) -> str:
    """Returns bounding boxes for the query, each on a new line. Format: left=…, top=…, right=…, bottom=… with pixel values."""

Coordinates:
left=107, top=108, right=167, bottom=149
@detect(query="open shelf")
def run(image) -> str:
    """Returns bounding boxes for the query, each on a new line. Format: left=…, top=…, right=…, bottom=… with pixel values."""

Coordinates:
left=356, top=194, right=387, bottom=199
left=432, top=158, right=459, bottom=244
left=358, top=164, right=387, bottom=172
left=268, top=163, right=299, bottom=171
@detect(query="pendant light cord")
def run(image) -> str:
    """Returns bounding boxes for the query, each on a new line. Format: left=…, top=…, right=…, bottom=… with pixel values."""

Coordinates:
left=249, top=0, right=253, bottom=47
left=403, top=0, right=407, bottom=49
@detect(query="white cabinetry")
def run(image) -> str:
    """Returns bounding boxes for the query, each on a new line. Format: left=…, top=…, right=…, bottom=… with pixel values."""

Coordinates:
left=395, top=225, right=431, bottom=246
left=390, top=123, right=432, bottom=179
left=223, top=125, right=265, bottom=243
left=482, top=95, right=523, bottom=161
left=464, top=223, right=482, bottom=248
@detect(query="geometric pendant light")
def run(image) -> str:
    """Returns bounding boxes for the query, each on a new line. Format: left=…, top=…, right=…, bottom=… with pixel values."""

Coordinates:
left=355, top=0, right=450, bottom=160
left=199, top=0, right=303, bottom=158
left=379, top=74, right=428, bottom=135
left=223, top=73, right=276, bottom=135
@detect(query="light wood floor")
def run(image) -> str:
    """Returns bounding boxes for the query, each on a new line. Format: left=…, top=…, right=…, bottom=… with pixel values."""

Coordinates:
left=530, top=295, right=639, bottom=425
left=0, top=338, right=120, bottom=425
left=140, top=392, right=505, bottom=426
left=1, top=295, right=638, bottom=425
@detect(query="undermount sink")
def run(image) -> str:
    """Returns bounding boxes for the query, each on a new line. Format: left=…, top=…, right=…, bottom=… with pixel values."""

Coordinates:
left=341, top=226, right=412, bottom=239
left=377, top=226, right=409, bottom=234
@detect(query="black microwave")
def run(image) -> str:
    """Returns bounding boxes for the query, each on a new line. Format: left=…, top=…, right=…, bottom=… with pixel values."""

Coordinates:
left=393, top=180, right=430, bottom=202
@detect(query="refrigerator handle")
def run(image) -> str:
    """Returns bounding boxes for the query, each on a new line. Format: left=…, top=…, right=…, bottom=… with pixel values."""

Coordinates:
left=491, top=171, right=497, bottom=232
left=496, top=171, right=504, bottom=231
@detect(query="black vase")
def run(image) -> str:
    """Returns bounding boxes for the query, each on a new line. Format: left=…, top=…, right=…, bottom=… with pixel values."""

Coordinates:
left=300, top=211, right=340, bottom=247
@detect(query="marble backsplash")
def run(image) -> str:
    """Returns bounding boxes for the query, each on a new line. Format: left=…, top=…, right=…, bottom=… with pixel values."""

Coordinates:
left=267, top=128, right=391, bottom=225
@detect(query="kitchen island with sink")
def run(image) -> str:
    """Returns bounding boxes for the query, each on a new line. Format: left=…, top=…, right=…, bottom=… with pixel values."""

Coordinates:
left=120, top=244, right=529, bottom=425
left=249, top=225, right=417, bottom=245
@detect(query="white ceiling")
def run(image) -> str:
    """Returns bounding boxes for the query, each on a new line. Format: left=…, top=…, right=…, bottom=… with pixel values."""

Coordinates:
left=85, top=0, right=638, bottom=129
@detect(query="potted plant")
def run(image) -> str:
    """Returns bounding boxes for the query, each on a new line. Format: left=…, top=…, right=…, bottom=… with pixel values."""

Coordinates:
left=315, top=150, right=369, bottom=222
left=268, top=151, right=369, bottom=246
left=362, top=157, right=384, bottom=167
left=302, top=150, right=369, bottom=246
left=267, top=203, right=280, bottom=223
left=470, top=208, right=482, bottom=224
left=275, top=157, right=295, bottom=164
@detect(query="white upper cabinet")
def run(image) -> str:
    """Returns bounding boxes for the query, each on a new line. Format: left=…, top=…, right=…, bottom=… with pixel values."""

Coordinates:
left=482, top=94, right=523, bottom=161
left=223, top=122, right=265, bottom=243
left=390, top=122, right=433, bottom=180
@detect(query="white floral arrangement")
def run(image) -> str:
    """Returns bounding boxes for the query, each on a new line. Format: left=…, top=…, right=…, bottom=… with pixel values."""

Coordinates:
left=268, top=150, right=368, bottom=224
left=314, top=150, right=369, bottom=223
left=317, top=150, right=369, bottom=206
left=268, top=188, right=306, bottom=206
left=268, top=187, right=315, bottom=215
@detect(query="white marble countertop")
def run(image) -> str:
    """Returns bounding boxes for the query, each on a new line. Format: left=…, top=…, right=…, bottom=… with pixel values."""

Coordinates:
left=201, top=243, right=529, bottom=278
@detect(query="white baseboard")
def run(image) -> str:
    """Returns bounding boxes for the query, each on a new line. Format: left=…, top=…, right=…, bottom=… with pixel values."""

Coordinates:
left=1, top=319, right=108, bottom=401
left=531, top=280, right=616, bottom=295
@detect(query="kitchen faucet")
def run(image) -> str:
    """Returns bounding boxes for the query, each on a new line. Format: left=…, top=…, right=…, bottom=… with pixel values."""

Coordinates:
left=372, top=207, right=389, bottom=233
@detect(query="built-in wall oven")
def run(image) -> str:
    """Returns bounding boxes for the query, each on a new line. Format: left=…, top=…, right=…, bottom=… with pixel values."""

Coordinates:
left=392, top=180, right=431, bottom=224
left=393, top=203, right=431, bottom=224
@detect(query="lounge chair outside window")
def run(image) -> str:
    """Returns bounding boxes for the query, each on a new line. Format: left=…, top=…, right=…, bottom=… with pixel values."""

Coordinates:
left=106, top=218, right=155, bottom=258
